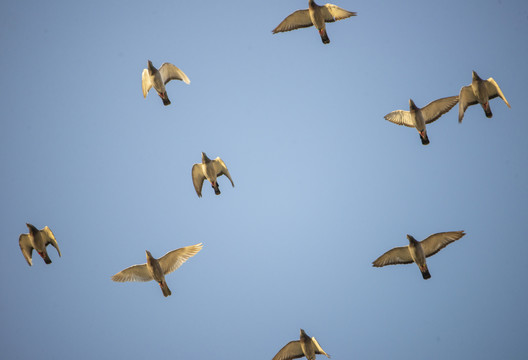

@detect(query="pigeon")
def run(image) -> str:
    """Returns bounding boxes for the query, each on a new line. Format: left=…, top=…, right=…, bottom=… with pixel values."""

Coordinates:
left=458, top=71, right=511, bottom=123
left=372, top=231, right=466, bottom=279
left=384, top=96, right=459, bottom=145
left=273, top=329, right=330, bottom=360
left=111, top=243, right=203, bottom=297
left=192, top=152, right=234, bottom=197
left=141, top=60, right=190, bottom=106
left=272, top=0, right=356, bottom=44
left=19, top=223, right=61, bottom=266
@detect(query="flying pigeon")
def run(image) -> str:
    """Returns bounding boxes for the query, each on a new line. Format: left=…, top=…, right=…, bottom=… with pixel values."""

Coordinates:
left=192, top=152, right=234, bottom=197
left=141, top=60, right=190, bottom=106
left=19, top=223, right=61, bottom=266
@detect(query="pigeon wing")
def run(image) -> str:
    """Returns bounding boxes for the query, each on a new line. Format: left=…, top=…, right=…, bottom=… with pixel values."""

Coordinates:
left=485, top=78, right=511, bottom=108
left=272, top=9, right=313, bottom=33
left=372, top=246, right=413, bottom=267
left=158, top=243, right=203, bottom=275
left=192, top=163, right=206, bottom=197
left=214, top=157, right=235, bottom=187
left=111, top=263, right=152, bottom=282
left=420, top=231, right=466, bottom=258
left=384, top=110, right=414, bottom=127
left=19, top=234, right=34, bottom=266
left=42, top=226, right=61, bottom=257
left=272, top=341, right=305, bottom=360
left=141, top=69, right=152, bottom=98
left=458, top=86, right=478, bottom=123
left=159, top=63, right=190, bottom=85
left=312, top=337, right=330, bottom=358
left=321, top=4, right=357, bottom=22
left=421, top=96, right=459, bottom=124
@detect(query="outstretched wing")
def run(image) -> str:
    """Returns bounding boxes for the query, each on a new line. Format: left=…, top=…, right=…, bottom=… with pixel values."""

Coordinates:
left=214, top=157, right=234, bottom=187
left=158, top=243, right=203, bottom=275
left=272, top=341, right=304, bottom=360
left=19, top=234, right=34, bottom=266
left=384, top=110, right=414, bottom=127
left=420, top=231, right=466, bottom=258
left=321, top=4, right=356, bottom=22
left=421, top=96, right=459, bottom=124
left=42, top=226, right=61, bottom=257
left=485, top=78, right=511, bottom=108
left=141, top=69, right=152, bottom=98
left=312, top=337, right=331, bottom=358
left=192, top=163, right=206, bottom=197
left=159, top=63, right=190, bottom=85
left=111, top=263, right=152, bottom=282
left=458, top=86, right=478, bottom=123
left=372, top=246, right=413, bottom=267
left=272, top=9, right=313, bottom=33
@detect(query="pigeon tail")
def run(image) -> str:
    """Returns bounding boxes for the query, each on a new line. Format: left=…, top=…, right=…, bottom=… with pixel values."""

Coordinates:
left=160, top=281, right=172, bottom=297
left=214, top=186, right=221, bottom=195
left=421, top=270, right=431, bottom=280
left=162, top=96, right=171, bottom=106
left=420, top=133, right=430, bottom=145
left=43, top=255, right=52, bottom=264
left=319, top=29, right=330, bottom=44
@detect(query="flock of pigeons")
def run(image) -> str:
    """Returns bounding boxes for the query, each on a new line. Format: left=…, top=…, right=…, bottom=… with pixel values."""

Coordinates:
left=18, top=2, right=512, bottom=360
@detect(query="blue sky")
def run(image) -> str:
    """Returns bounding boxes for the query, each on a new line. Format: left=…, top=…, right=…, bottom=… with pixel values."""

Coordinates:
left=1, top=0, right=527, bottom=359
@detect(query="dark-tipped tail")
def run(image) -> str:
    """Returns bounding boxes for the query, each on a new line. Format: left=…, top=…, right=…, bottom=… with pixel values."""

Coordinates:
left=319, top=29, right=330, bottom=44
left=162, top=96, right=171, bottom=106
left=214, top=186, right=221, bottom=195
left=421, top=269, right=431, bottom=280
left=482, top=102, right=492, bottom=118
left=44, top=255, right=52, bottom=264
left=160, top=281, right=172, bottom=297
left=420, top=133, right=430, bottom=145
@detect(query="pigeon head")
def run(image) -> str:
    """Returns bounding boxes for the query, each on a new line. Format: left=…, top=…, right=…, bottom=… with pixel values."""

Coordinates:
left=300, top=329, right=307, bottom=336
left=406, top=234, right=418, bottom=244
left=472, top=70, right=481, bottom=81
left=201, top=152, right=211, bottom=163
left=408, top=99, right=418, bottom=110
left=26, top=223, right=38, bottom=235
left=147, top=60, right=156, bottom=73
left=145, top=250, right=153, bottom=259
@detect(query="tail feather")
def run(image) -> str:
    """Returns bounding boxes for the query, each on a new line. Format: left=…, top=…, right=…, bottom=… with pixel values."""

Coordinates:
left=420, top=132, right=430, bottom=145
left=160, top=281, right=172, bottom=297
left=43, top=254, right=52, bottom=264
left=213, top=183, right=221, bottom=195
left=162, top=96, right=171, bottom=106
left=482, top=103, right=492, bottom=118
left=319, top=29, right=330, bottom=44
left=421, top=269, right=431, bottom=280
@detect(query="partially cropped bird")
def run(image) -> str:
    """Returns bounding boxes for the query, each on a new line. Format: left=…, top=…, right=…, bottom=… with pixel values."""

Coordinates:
left=141, top=60, right=190, bottom=106
left=111, top=243, right=203, bottom=297
left=384, top=96, right=459, bottom=145
left=372, top=231, right=466, bottom=279
left=19, top=223, right=61, bottom=266
left=272, top=0, right=356, bottom=44
left=192, top=152, right=234, bottom=197
left=273, top=329, right=330, bottom=360
left=458, top=70, right=511, bottom=123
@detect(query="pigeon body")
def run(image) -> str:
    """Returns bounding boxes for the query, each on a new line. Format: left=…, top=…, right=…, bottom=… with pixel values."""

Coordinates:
left=372, top=231, right=466, bottom=279
left=141, top=60, right=190, bottom=106
left=458, top=71, right=511, bottom=122
left=111, top=243, right=203, bottom=297
left=192, top=152, right=234, bottom=197
left=384, top=97, right=459, bottom=145
left=272, top=1, right=356, bottom=44
left=273, top=329, right=330, bottom=360
left=19, top=223, right=61, bottom=266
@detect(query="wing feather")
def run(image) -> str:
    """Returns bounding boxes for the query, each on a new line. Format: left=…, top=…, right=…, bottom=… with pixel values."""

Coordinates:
left=192, top=163, right=206, bottom=197
left=420, top=231, right=466, bottom=258
left=272, top=9, right=313, bottom=33
left=141, top=69, right=152, bottom=98
left=372, top=246, right=413, bottom=267
left=312, top=337, right=330, bottom=358
left=321, top=4, right=357, bottom=22
left=159, top=63, right=190, bottom=85
left=19, top=234, right=33, bottom=266
left=42, top=226, right=61, bottom=257
left=485, top=78, right=510, bottom=108
left=213, top=157, right=235, bottom=187
left=272, top=341, right=304, bottom=360
left=458, top=86, right=478, bottom=123
left=421, top=96, right=459, bottom=124
left=384, top=110, right=414, bottom=127
left=111, top=264, right=152, bottom=282
left=158, top=243, right=203, bottom=275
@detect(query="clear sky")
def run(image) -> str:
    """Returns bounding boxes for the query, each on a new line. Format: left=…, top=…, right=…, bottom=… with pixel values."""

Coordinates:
left=1, top=0, right=527, bottom=359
